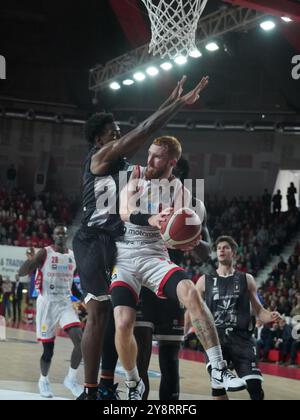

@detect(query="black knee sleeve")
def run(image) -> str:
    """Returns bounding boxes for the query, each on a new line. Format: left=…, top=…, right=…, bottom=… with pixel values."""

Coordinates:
left=159, top=342, right=180, bottom=400
left=246, top=379, right=264, bottom=401
left=41, top=342, right=55, bottom=364
left=101, top=309, right=118, bottom=374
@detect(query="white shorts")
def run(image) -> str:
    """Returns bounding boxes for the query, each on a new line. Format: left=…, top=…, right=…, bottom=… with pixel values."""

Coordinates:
left=111, top=244, right=186, bottom=302
left=36, top=295, right=81, bottom=342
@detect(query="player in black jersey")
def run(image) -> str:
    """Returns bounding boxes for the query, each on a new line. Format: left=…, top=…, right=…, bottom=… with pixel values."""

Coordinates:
left=73, top=75, right=210, bottom=400
left=196, top=236, right=282, bottom=400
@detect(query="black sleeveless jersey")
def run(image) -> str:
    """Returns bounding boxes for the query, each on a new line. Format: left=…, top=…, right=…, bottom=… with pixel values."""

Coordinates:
left=205, top=271, right=252, bottom=332
left=81, top=146, right=132, bottom=237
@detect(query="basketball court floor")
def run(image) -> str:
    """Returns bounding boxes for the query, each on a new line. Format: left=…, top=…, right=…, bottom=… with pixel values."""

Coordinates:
left=0, top=327, right=299, bottom=400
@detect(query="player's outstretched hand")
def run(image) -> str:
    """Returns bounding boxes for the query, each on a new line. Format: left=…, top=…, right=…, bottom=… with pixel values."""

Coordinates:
left=182, top=76, right=209, bottom=105
left=170, top=75, right=187, bottom=101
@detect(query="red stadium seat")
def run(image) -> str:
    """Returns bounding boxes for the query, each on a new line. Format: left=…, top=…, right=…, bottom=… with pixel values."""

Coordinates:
left=268, top=350, right=280, bottom=362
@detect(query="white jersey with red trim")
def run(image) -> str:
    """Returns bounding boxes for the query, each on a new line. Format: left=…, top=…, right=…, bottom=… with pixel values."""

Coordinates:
left=112, top=166, right=187, bottom=300
left=38, top=247, right=76, bottom=301
left=118, top=166, right=184, bottom=249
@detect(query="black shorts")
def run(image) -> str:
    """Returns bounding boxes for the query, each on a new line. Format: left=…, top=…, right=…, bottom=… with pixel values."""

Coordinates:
left=135, top=287, right=185, bottom=342
left=72, top=226, right=117, bottom=300
left=207, top=330, right=263, bottom=382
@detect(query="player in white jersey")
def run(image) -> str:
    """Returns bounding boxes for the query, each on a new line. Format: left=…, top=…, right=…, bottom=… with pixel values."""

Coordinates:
left=111, top=136, right=247, bottom=400
left=19, top=226, right=83, bottom=399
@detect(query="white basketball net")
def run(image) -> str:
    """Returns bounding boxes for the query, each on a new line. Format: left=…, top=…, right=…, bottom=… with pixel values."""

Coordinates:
left=141, top=0, right=208, bottom=59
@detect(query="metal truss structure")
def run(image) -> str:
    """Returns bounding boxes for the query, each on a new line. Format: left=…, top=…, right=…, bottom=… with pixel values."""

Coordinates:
left=89, top=6, right=265, bottom=92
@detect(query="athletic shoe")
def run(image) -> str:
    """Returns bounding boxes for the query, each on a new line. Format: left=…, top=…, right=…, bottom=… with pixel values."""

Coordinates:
left=98, top=383, right=120, bottom=400
left=76, top=388, right=99, bottom=400
left=38, top=377, right=54, bottom=398
left=211, top=361, right=246, bottom=392
left=63, top=376, right=83, bottom=398
left=125, top=379, right=145, bottom=400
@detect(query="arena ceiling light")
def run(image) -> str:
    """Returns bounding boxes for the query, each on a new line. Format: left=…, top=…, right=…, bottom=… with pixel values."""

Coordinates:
left=205, top=42, right=219, bottom=52
left=146, top=66, right=159, bottom=77
left=174, top=55, right=188, bottom=65
left=260, top=20, right=276, bottom=31
left=109, top=82, right=121, bottom=90
left=189, top=48, right=202, bottom=58
left=160, top=62, right=173, bottom=71
left=281, top=16, right=293, bottom=23
left=133, top=72, right=146, bottom=82
left=123, top=79, right=135, bottom=86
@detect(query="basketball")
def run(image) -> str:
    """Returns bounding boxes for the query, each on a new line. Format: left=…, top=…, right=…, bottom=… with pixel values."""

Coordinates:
left=160, top=207, right=202, bottom=249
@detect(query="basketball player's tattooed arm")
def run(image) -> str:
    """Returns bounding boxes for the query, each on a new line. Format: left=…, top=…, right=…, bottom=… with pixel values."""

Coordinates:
left=18, top=249, right=47, bottom=277
left=90, top=76, right=209, bottom=175
left=247, top=274, right=282, bottom=324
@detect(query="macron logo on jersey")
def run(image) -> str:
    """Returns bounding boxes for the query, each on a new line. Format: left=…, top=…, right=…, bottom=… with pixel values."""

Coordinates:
left=51, top=263, right=74, bottom=272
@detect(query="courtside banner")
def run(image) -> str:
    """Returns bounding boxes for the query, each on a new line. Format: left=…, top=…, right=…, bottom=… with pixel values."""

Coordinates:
left=0, top=245, right=29, bottom=281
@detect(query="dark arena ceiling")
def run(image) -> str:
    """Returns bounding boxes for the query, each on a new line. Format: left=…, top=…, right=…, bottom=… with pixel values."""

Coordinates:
left=0, top=0, right=300, bottom=116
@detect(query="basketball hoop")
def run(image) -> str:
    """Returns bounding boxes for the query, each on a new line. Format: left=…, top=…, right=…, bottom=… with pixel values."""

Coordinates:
left=141, top=0, right=208, bottom=59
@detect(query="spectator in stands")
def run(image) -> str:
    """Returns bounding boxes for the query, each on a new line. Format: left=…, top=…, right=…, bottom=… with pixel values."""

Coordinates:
left=288, top=254, right=299, bottom=272
left=290, top=333, right=300, bottom=368
left=267, top=280, right=277, bottom=294
left=33, top=196, right=43, bottom=212
left=12, top=275, right=24, bottom=325
left=272, top=190, right=282, bottom=214
left=2, top=278, right=12, bottom=320
left=250, top=245, right=262, bottom=273
left=287, top=183, right=297, bottom=211
left=269, top=300, right=279, bottom=313
left=269, top=237, right=280, bottom=256
left=290, top=304, right=300, bottom=367
left=30, top=232, right=39, bottom=248
left=254, top=320, right=264, bottom=341
left=262, top=189, right=272, bottom=215
left=16, top=214, right=27, bottom=233
left=257, top=225, right=269, bottom=244
left=6, top=164, right=17, bottom=191
left=274, top=319, right=293, bottom=364
left=256, top=323, right=273, bottom=362
left=291, top=293, right=300, bottom=318
left=278, top=256, right=288, bottom=272
left=277, top=296, right=292, bottom=316
left=41, top=233, right=53, bottom=247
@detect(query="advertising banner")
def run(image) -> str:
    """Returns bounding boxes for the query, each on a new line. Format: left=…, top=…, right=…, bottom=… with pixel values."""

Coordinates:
left=0, top=246, right=29, bottom=282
